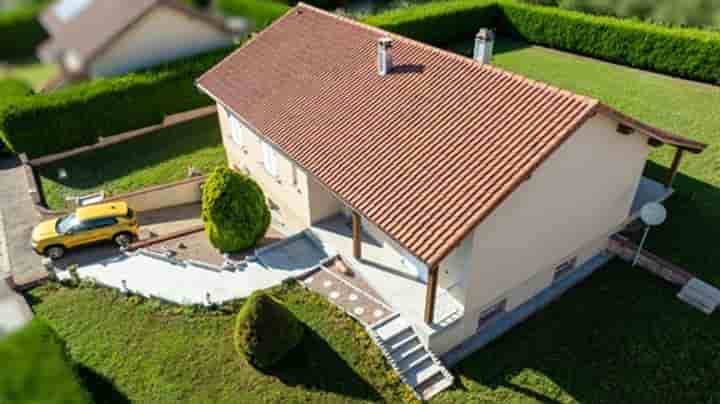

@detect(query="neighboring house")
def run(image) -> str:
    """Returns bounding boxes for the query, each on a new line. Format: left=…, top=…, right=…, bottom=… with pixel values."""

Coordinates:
left=197, top=4, right=706, bottom=358
left=37, top=0, right=246, bottom=89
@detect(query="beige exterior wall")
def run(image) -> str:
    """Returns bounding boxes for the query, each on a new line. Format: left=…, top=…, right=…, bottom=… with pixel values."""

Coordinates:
left=104, top=176, right=205, bottom=212
left=90, top=7, right=232, bottom=77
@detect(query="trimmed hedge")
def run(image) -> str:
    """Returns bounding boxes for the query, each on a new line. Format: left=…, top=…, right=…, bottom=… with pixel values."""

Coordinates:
left=0, top=47, right=232, bottom=158
left=0, top=318, right=93, bottom=404
left=234, top=291, right=304, bottom=370
left=364, top=0, right=720, bottom=83
left=217, top=0, right=290, bottom=29
left=202, top=166, right=271, bottom=252
left=0, top=4, right=48, bottom=60
left=496, top=1, right=720, bottom=83
left=364, top=0, right=498, bottom=47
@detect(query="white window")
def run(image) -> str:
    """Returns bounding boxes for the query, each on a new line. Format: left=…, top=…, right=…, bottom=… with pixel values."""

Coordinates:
left=226, top=109, right=243, bottom=146
left=261, top=141, right=278, bottom=177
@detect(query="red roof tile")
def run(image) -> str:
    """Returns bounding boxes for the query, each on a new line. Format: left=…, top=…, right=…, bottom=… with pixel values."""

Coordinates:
left=197, top=4, right=705, bottom=266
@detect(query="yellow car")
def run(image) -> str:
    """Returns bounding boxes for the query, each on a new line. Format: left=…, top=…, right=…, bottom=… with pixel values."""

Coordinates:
left=31, top=202, right=139, bottom=259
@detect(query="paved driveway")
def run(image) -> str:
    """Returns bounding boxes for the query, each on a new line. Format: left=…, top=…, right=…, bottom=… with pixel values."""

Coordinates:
left=0, top=156, right=45, bottom=284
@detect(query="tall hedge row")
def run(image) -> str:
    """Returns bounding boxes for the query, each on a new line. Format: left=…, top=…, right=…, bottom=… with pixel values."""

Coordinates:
left=217, top=0, right=290, bottom=29
left=496, top=1, right=720, bottom=83
left=0, top=47, right=232, bottom=158
left=0, top=4, right=48, bottom=60
left=364, top=0, right=720, bottom=83
left=363, top=0, right=498, bottom=46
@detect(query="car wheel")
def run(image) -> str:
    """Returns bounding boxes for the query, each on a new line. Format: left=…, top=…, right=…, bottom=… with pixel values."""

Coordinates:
left=45, top=245, right=65, bottom=260
left=113, top=233, right=133, bottom=247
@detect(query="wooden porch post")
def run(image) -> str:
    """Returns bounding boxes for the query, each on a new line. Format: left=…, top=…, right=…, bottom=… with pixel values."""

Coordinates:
left=424, top=264, right=439, bottom=324
left=352, top=211, right=361, bottom=259
left=666, top=148, right=685, bottom=189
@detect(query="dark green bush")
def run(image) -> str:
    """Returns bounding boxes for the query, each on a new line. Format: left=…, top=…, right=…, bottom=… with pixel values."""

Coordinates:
left=363, top=0, right=498, bottom=46
left=0, top=318, right=93, bottom=403
left=363, top=0, right=720, bottom=83
left=0, top=4, right=48, bottom=60
left=0, top=78, right=34, bottom=99
left=234, top=291, right=304, bottom=369
left=217, top=0, right=290, bottom=29
left=202, top=166, right=270, bottom=252
left=0, top=47, right=232, bottom=158
left=496, top=0, right=720, bottom=83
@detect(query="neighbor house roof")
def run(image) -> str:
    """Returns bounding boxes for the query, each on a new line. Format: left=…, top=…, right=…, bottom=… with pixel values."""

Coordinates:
left=197, top=3, right=706, bottom=266
left=38, top=0, right=235, bottom=66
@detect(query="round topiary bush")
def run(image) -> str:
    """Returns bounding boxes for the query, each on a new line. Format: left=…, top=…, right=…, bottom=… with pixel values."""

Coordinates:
left=234, top=291, right=304, bottom=369
left=202, top=166, right=271, bottom=252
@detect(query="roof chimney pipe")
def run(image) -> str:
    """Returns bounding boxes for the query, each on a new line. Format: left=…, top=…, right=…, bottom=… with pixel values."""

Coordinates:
left=473, top=28, right=495, bottom=64
left=377, top=37, right=393, bottom=76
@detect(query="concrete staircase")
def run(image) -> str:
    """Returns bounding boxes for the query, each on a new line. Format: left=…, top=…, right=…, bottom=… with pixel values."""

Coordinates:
left=368, top=313, right=453, bottom=401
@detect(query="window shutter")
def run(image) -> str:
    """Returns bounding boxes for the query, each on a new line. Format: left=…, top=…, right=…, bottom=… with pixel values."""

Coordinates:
left=262, top=141, right=277, bottom=177
left=227, top=110, right=243, bottom=146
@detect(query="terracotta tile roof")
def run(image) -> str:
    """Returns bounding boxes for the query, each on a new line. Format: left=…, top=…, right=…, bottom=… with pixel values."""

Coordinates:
left=197, top=4, right=705, bottom=266
left=39, top=0, right=233, bottom=64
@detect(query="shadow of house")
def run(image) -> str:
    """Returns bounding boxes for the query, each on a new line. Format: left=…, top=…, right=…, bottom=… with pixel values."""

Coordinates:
left=265, top=325, right=383, bottom=402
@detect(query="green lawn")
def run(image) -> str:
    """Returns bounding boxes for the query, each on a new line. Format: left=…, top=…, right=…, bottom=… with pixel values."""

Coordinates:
left=38, top=116, right=227, bottom=210
left=0, top=60, right=58, bottom=91
left=29, top=282, right=414, bottom=404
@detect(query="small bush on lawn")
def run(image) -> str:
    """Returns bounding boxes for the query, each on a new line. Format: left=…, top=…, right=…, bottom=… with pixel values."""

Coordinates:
left=217, top=0, right=290, bottom=29
left=202, top=166, right=270, bottom=252
left=234, top=291, right=304, bottom=370
left=0, top=46, right=233, bottom=158
left=0, top=4, right=48, bottom=60
left=0, top=318, right=93, bottom=404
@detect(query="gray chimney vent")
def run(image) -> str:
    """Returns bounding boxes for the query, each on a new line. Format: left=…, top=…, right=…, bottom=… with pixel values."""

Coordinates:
left=377, top=37, right=393, bottom=76
left=473, top=28, right=495, bottom=64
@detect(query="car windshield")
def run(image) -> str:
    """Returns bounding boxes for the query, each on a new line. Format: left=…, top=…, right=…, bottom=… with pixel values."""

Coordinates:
left=56, top=213, right=80, bottom=234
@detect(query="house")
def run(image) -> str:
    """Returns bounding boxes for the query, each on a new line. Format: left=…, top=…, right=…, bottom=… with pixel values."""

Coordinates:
left=37, top=0, right=246, bottom=89
left=196, top=4, right=706, bottom=359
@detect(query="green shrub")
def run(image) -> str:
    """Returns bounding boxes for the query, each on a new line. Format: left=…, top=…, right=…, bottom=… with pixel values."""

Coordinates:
left=496, top=0, right=720, bottom=83
left=0, top=318, right=93, bottom=403
left=363, top=0, right=720, bottom=83
left=0, top=4, right=48, bottom=60
left=0, top=78, right=33, bottom=99
left=364, top=0, right=498, bottom=46
left=217, top=0, right=290, bottom=29
left=0, top=47, right=232, bottom=158
left=234, top=291, right=304, bottom=369
left=201, top=166, right=270, bottom=252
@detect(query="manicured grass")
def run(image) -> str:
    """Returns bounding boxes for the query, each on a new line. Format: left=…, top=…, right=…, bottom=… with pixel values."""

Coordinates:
left=29, top=282, right=414, bottom=403
left=38, top=116, right=227, bottom=210
left=0, top=60, right=58, bottom=91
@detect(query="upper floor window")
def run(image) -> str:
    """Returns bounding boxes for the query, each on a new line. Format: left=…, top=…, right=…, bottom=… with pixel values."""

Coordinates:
left=261, top=140, right=278, bottom=177
left=226, top=108, right=243, bottom=146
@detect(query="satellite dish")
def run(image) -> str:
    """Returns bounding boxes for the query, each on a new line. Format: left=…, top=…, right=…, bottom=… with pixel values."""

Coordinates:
left=640, top=202, right=667, bottom=227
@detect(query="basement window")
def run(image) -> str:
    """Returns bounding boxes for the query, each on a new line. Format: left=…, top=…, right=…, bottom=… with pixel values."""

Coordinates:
left=476, top=299, right=506, bottom=331
left=553, top=256, right=578, bottom=280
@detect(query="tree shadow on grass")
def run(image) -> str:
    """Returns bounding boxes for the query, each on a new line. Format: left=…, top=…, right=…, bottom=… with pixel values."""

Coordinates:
left=77, top=364, right=130, bottom=404
left=264, top=325, right=382, bottom=401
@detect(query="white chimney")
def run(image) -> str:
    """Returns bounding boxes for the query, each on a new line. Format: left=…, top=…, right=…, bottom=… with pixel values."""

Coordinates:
left=473, top=28, right=495, bottom=64
left=377, top=37, right=393, bottom=76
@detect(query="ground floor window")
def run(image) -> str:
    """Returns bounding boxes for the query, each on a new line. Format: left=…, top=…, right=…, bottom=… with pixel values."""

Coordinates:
left=477, top=299, right=506, bottom=331
left=553, top=256, right=578, bottom=280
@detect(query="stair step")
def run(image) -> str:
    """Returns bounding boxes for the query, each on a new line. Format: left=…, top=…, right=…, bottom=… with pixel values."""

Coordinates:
left=388, top=334, right=420, bottom=354
left=418, top=372, right=453, bottom=400
left=374, top=317, right=411, bottom=341
left=400, top=355, right=432, bottom=375
left=390, top=342, right=424, bottom=364
left=371, top=312, right=400, bottom=329
left=406, top=363, right=443, bottom=388
left=384, top=327, right=414, bottom=346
